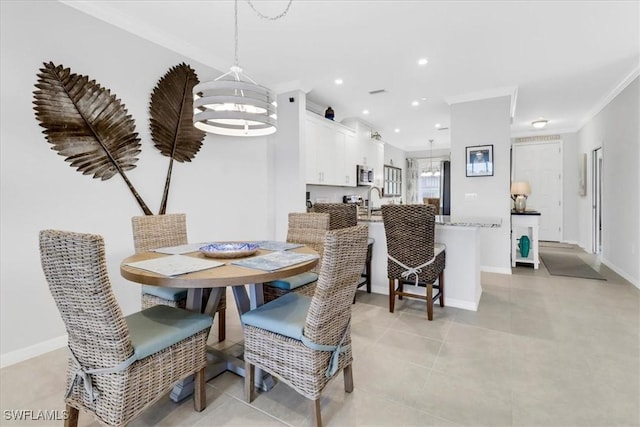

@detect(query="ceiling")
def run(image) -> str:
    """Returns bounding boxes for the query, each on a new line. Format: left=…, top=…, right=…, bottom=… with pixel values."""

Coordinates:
left=63, top=0, right=639, bottom=152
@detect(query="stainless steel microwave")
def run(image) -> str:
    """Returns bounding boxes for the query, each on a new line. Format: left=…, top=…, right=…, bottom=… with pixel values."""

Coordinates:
left=356, top=165, right=374, bottom=186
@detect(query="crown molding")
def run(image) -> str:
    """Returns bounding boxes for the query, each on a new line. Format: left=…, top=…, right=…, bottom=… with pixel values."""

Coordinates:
left=445, top=86, right=518, bottom=119
left=575, top=64, right=640, bottom=131
left=59, top=0, right=228, bottom=72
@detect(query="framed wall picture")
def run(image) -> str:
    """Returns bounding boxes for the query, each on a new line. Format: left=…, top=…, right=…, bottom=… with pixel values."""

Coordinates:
left=466, top=144, right=494, bottom=177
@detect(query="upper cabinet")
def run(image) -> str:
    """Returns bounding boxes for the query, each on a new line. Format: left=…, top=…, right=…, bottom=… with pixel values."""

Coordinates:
left=305, top=112, right=357, bottom=186
left=341, top=118, right=385, bottom=187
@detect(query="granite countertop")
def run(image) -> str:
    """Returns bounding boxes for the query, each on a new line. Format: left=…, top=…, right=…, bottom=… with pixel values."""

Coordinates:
left=358, top=214, right=502, bottom=228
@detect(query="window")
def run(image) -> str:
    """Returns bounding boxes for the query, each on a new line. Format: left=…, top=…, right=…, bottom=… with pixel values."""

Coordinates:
left=416, top=157, right=445, bottom=200
left=383, top=165, right=402, bottom=197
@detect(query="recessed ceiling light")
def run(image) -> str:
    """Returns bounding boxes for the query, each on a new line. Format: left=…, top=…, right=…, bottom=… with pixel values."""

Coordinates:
left=394, top=128, right=400, bottom=133
left=435, top=123, right=441, bottom=129
left=532, top=118, right=548, bottom=128
left=418, top=58, right=428, bottom=66
left=362, top=109, right=369, bottom=115
left=421, top=97, right=428, bottom=101
left=411, top=101, right=419, bottom=107
left=334, top=78, right=343, bottom=85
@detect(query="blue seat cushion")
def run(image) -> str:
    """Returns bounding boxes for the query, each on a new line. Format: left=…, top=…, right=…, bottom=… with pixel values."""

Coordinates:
left=265, top=272, right=318, bottom=291
left=125, top=305, right=213, bottom=360
left=142, top=285, right=187, bottom=302
left=241, top=293, right=311, bottom=340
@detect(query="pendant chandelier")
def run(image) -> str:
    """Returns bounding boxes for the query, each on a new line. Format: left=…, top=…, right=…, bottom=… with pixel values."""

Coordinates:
left=193, top=0, right=292, bottom=137
left=421, top=139, right=441, bottom=177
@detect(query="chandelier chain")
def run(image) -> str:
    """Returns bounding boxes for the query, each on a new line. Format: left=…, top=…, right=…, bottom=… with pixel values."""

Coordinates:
left=234, top=0, right=293, bottom=66
left=247, top=0, right=293, bottom=20
left=234, top=0, right=239, bottom=66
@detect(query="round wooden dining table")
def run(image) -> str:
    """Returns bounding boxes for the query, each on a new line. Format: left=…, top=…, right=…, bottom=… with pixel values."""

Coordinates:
left=120, top=244, right=319, bottom=400
left=121, top=245, right=319, bottom=312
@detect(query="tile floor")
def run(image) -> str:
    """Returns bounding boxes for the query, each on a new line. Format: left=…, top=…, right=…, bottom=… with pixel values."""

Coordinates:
left=2, top=244, right=639, bottom=426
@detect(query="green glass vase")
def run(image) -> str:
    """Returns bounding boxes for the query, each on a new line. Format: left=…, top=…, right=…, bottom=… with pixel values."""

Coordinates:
left=519, top=235, right=530, bottom=258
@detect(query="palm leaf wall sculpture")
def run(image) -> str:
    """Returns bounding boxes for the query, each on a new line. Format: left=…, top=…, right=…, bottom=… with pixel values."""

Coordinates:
left=149, top=63, right=205, bottom=214
left=33, top=62, right=153, bottom=215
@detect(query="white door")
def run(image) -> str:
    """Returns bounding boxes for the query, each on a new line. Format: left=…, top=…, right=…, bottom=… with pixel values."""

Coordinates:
left=592, top=147, right=603, bottom=253
left=512, top=141, right=563, bottom=241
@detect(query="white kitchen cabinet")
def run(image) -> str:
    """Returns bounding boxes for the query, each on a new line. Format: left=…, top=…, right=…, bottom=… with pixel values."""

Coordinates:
left=342, top=128, right=358, bottom=186
left=305, top=112, right=356, bottom=186
left=371, top=141, right=384, bottom=187
left=342, top=117, right=385, bottom=187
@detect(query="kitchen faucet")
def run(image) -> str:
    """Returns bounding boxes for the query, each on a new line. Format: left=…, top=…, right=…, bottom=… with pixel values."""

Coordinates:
left=367, top=186, right=384, bottom=217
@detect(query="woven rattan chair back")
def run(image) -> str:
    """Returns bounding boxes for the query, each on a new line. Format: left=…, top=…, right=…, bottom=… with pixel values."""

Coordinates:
left=243, top=226, right=369, bottom=427
left=39, top=229, right=210, bottom=425
left=304, top=225, right=369, bottom=346
left=381, top=204, right=445, bottom=320
left=382, top=204, right=438, bottom=283
left=423, top=197, right=441, bottom=215
left=287, top=212, right=330, bottom=273
left=131, top=213, right=226, bottom=341
left=311, top=203, right=357, bottom=230
left=39, top=230, right=133, bottom=369
left=131, top=213, right=188, bottom=253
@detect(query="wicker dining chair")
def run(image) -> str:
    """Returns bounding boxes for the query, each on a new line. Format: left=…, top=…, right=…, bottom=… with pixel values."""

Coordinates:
left=132, top=213, right=226, bottom=342
left=39, top=230, right=212, bottom=427
left=242, top=226, right=369, bottom=427
left=311, top=203, right=357, bottom=229
left=312, top=203, right=373, bottom=299
left=381, top=204, right=446, bottom=320
left=262, top=212, right=330, bottom=302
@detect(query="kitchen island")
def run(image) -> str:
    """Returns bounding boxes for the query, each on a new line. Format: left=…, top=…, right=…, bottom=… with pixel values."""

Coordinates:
left=358, top=214, right=501, bottom=311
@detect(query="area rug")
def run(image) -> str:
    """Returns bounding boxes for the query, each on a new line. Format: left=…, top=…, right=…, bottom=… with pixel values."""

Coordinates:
left=539, top=253, right=606, bottom=280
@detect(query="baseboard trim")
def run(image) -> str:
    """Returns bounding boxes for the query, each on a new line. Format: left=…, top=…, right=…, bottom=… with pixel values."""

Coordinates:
left=481, top=266, right=512, bottom=275
left=445, top=297, right=479, bottom=311
left=1, top=335, right=67, bottom=368
left=370, top=286, right=481, bottom=311
left=601, top=258, right=639, bottom=289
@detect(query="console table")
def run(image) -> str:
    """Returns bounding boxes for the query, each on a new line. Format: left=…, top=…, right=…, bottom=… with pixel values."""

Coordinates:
left=511, top=211, right=540, bottom=269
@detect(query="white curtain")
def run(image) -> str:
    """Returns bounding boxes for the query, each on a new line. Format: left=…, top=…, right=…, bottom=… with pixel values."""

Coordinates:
left=406, top=158, right=420, bottom=204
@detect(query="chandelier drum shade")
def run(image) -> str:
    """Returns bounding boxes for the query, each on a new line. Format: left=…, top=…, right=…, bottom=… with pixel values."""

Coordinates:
left=193, top=68, right=277, bottom=136
left=193, top=0, right=291, bottom=137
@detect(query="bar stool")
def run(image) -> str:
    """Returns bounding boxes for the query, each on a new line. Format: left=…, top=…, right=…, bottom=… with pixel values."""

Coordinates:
left=381, top=204, right=446, bottom=320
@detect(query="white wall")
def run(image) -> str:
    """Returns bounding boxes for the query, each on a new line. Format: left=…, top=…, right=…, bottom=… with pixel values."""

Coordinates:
left=561, top=132, right=580, bottom=244
left=0, top=2, right=277, bottom=365
left=272, top=90, right=308, bottom=240
left=577, top=77, right=639, bottom=286
left=450, top=96, right=512, bottom=274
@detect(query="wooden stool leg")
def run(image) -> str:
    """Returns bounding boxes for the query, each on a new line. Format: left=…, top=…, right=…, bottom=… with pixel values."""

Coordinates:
left=344, top=364, right=354, bottom=393
left=194, top=367, right=206, bottom=412
left=426, top=283, right=433, bottom=320
left=439, top=272, right=445, bottom=307
left=64, top=405, right=79, bottom=427
left=388, top=279, right=395, bottom=313
left=218, top=308, right=226, bottom=342
left=310, top=398, right=323, bottom=427
left=244, top=361, right=255, bottom=402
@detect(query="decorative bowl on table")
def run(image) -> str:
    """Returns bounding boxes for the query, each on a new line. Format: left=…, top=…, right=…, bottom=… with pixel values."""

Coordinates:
left=199, top=242, right=259, bottom=259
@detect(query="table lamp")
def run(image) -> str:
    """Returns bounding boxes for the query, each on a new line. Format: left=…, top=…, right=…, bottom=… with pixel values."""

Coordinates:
left=511, top=181, right=531, bottom=212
